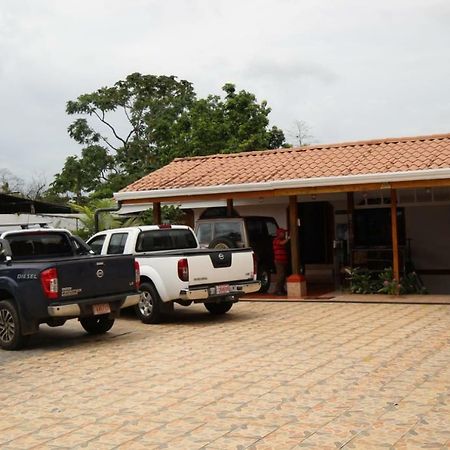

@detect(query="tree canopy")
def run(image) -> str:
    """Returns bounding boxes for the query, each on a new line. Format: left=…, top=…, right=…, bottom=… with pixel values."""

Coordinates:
left=50, top=73, right=286, bottom=199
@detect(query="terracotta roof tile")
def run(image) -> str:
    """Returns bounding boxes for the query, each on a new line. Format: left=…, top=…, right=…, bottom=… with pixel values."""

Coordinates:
left=121, top=133, right=450, bottom=192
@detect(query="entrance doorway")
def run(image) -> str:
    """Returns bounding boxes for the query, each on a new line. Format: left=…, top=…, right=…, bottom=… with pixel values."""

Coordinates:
left=298, top=201, right=334, bottom=265
left=294, top=201, right=335, bottom=295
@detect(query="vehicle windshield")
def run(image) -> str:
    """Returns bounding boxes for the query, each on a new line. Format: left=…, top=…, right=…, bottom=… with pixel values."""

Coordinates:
left=5, top=232, right=74, bottom=260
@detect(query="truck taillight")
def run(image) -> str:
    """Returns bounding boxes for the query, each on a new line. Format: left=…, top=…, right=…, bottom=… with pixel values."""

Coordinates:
left=134, top=260, right=140, bottom=290
left=252, top=253, right=257, bottom=279
left=177, top=258, right=189, bottom=282
left=40, top=267, right=59, bottom=299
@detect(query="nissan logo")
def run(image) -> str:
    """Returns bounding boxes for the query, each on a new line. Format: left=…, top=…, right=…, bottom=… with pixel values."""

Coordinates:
left=218, top=253, right=224, bottom=260
left=96, top=269, right=104, bottom=278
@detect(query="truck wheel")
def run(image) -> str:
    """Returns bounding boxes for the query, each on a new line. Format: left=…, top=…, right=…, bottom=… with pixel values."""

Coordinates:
left=208, top=237, right=236, bottom=249
left=80, top=315, right=115, bottom=334
left=258, top=267, right=271, bottom=293
left=204, top=301, right=233, bottom=315
left=135, top=282, right=162, bottom=324
left=0, top=300, right=29, bottom=350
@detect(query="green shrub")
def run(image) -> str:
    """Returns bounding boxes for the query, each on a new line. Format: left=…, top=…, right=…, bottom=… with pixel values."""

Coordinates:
left=376, top=267, right=400, bottom=295
left=344, top=267, right=378, bottom=294
left=344, top=267, right=427, bottom=295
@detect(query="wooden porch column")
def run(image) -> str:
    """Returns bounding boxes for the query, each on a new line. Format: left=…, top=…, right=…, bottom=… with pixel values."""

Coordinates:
left=152, top=202, right=161, bottom=224
left=390, top=189, right=400, bottom=284
left=347, top=192, right=355, bottom=267
left=287, top=195, right=306, bottom=297
left=226, top=199, right=234, bottom=217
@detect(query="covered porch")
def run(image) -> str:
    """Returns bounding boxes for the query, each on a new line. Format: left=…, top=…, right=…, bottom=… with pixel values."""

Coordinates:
left=114, top=133, right=450, bottom=297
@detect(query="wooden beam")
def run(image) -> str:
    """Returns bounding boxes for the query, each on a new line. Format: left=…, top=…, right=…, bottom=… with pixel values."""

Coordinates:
left=289, top=196, right=300, bottom=275
left=152, top=202, right=161, bottom=224
left=120, top=177, right=450, bottom=205
left=226, top=199, right=233, bottom=217
left=390, top=189, right=400, bottom=285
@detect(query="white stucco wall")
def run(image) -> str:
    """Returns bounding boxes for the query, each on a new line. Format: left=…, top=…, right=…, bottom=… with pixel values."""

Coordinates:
left=233, top=204, right=289, bottom=229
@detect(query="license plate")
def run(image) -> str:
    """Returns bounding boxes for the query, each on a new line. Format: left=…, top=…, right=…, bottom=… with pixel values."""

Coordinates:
left=216, top=284, right=230, bottom=295
left=92, top=303, right=111, bottom=315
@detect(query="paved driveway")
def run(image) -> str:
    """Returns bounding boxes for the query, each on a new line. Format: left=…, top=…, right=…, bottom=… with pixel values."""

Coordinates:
left=1, top=301, right=449, bottom=449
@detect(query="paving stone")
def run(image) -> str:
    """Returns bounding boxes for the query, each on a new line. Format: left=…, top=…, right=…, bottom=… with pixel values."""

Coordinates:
left=0, top=301, right=449, bottom=449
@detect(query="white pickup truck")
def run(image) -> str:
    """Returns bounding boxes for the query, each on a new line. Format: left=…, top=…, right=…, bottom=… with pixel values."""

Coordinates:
left=87, top=225, right=260, bottom=323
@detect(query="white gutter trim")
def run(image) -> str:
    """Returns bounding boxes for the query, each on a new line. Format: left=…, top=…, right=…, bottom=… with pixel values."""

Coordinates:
left=114, top=168, right=450, bottom=201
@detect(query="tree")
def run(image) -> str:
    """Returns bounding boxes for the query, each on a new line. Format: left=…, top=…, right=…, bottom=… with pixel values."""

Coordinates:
left=70, top=199, right=121, bottom=239
left=0, top=169, right=24, bottom=194
left=170, top=83, right=286, bottom=159
left=23, top=172, right=48, bottom=200
left=51, top=73, right=196, bottom=200
left=71, top=199, right=186, bottom=240
left=50, top=146, right=116, bottom=202
left=291, top=120, right=313, bottom=147
left=0, top=169, right=52, bottom=202
left=51, top=73, right=286, bottom=199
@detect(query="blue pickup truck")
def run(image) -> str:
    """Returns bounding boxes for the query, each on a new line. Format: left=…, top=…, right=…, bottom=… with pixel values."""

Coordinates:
left=0, top=227, right=141, bottom=350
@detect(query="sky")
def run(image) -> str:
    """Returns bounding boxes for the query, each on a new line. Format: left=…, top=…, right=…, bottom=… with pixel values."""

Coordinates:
left=1, top=0, right=449, bottom=185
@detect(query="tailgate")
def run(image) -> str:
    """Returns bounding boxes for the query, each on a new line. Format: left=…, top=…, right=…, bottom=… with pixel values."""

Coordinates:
left=55, top=255, right=135, bottom=300
left=187, top=248, right=254, bottom=286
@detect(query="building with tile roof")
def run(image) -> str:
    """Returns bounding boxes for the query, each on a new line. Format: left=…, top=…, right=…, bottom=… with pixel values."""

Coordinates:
left=115, top=133, right=450, bottom=295
left=118, top=133, right=450, bottom=199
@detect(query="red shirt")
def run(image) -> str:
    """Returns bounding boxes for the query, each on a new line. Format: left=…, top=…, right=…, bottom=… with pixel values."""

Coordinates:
left=273, top=237, right=289, bottom=264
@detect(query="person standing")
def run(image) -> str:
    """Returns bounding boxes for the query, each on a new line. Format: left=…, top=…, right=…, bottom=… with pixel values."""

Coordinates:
left=272, top=227, right=290, bottom=295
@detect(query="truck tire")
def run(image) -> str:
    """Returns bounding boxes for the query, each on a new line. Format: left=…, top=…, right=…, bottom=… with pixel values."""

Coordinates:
left=258, top=267, right=271, bottom=293
left=208, top=237, right=236, bottom=249
left=80, top=315, right=115, bottom=334
left=135, top=282, right=162, bottom=324
left=0, top=300, right=29, bottom=350
left=204, top=300, right=233, bottom=315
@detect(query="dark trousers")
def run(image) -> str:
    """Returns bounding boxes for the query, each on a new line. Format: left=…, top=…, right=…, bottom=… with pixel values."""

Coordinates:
left=274, top=261, right=288, bottom=294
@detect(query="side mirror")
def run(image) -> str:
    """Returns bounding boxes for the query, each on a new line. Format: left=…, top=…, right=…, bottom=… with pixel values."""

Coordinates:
left=0, top=239, right=12, bottom=265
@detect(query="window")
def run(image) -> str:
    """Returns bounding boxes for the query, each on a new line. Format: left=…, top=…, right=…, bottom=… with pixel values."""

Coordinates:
left=136, top=229, right=197, bottom=252
left=88, top=235, right=106, bottom=255
left=199, top=207, right=240, bottom=219
left=265, top=220, right=278, bottom=238
left=245, top=217, right=278, bottom=242
left=107, top=233, right=128, bottom=255
left=213, top=221, right=243, bottom=244
left=354, top=208, right=405, bottom=247
left=196, top=223, right=212, bottom=246
left=7, top=232, right=73, bottom=259
left=246, top=219, right=265, bottom=238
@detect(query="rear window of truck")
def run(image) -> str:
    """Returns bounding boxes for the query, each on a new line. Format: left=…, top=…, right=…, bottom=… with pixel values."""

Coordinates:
left=136, top=229, right=197, bottom=252
left=6, top=232, right=73, bottom=259
left=107, top=232, right=128, bottom=255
